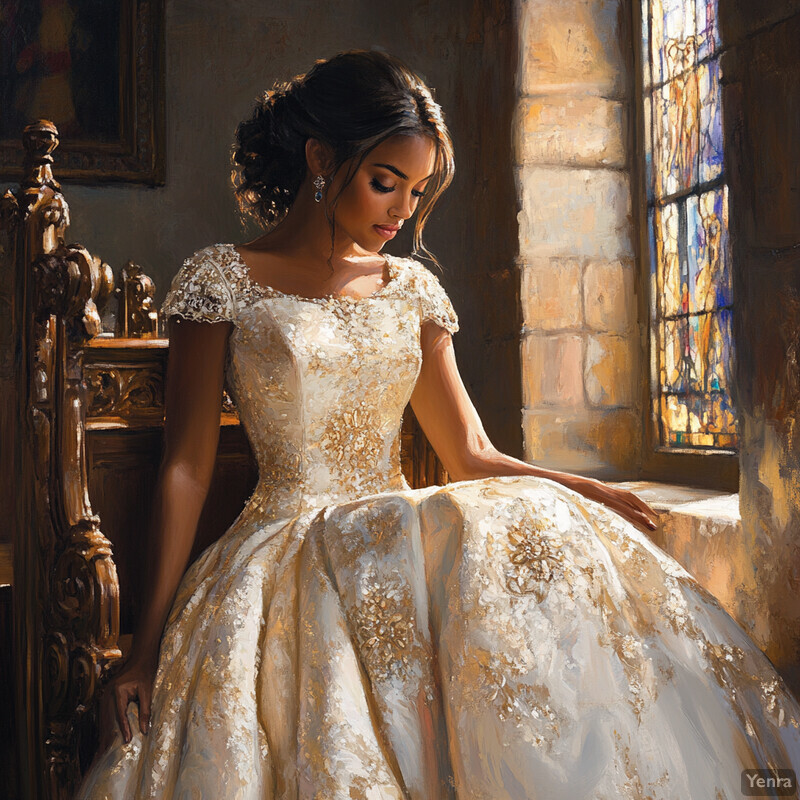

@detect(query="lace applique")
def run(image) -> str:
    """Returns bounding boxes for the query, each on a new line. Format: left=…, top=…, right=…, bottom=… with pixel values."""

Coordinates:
left=160, top=245, right=235, bottom=324
left=406, top=260, right=460, bottom=334
left=597, top=623, right=656, bottom=722
left=700, top=640, right=800, bottom=731
left=168, top=244, right=459, bottom=340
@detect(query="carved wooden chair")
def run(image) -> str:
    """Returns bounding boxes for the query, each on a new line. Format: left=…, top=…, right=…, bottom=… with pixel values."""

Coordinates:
left=1, top=121, right=446, bottom=800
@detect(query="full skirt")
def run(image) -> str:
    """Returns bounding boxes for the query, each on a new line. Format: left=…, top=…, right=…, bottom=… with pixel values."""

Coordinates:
left=76, top=476, right=800, bottom=799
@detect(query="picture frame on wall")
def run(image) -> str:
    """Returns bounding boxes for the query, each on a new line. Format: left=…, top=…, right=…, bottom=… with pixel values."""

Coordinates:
left=0, top=0, right=165, bottom=185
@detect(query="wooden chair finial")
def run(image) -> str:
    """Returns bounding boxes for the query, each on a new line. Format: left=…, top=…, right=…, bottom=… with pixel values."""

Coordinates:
left=22, top=120, right=61, bottom=191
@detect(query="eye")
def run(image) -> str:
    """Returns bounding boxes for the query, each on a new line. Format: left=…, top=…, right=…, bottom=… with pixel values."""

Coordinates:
left=412, top=188, right=427, bottom=199
left=370, top=178, right=393, bottom=193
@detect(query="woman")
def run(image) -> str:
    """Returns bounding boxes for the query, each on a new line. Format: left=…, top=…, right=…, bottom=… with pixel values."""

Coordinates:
left=78, top=50, right=800, bottom=799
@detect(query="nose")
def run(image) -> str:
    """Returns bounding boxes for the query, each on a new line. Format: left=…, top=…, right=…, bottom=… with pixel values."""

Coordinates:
left=390, top=190, right=416, bottom=220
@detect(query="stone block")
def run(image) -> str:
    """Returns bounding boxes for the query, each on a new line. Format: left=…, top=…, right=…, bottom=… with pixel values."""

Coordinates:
left=583, top=258, right=636, bottom=333
left=520, top=258, right=583, bottom=331
left=518, top=166, right=633, bottom=260
left=519, top=0, right=627, bottom=98
left=583, top=407, right=641, bottom=471
left=522, top=407, right=605, bottom=472
left=584, top=333, right=638, bottom=406
left=522, top=333, right=585, bottom=407
left=516, top=95, right=626, bottom=168
left=523, top=406, right=641, bottom=475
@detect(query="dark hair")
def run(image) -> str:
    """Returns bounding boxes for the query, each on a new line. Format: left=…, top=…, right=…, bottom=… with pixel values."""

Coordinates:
left=231, top=50, right=454, bottom=262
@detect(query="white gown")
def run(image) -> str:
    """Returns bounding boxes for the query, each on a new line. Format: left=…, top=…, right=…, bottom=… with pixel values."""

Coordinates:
left=77, top=243, right=800, bottom=799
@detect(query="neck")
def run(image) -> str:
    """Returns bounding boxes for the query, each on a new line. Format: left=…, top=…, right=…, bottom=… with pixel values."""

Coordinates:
left=249, top=179, right=375, bottom=273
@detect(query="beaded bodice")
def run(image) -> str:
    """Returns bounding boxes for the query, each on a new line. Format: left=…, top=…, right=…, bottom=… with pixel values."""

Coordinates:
left=160, top=243, right=459, bottom=522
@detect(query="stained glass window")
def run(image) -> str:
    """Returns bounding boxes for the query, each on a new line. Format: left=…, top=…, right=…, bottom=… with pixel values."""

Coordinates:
left=642, top=0, right=737, bottom=449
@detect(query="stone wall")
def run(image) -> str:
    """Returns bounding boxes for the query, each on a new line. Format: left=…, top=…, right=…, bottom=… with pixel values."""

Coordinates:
left=516, top=0, right=643, bottom=479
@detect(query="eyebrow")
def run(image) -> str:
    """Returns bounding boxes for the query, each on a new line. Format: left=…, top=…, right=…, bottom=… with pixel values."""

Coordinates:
left=371, top=162, right=434, bottom=182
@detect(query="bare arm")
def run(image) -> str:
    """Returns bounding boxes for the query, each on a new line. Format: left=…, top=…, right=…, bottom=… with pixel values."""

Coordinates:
left=105, top=315, right=232, bottom=744
left=409, top=321, right=659, bottom=533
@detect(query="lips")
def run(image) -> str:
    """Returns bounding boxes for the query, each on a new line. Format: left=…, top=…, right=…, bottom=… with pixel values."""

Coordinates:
left=373, top=224, right=400, bottom=239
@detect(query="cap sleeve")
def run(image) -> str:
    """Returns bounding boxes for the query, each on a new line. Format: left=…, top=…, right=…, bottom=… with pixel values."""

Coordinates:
left=411, top=262, right=459, bottom=334
left=160, top=246, right=235, bottom=324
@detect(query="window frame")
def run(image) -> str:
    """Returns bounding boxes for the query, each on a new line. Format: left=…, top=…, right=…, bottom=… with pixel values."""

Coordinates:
left=630, top=0, right=739, bottom=492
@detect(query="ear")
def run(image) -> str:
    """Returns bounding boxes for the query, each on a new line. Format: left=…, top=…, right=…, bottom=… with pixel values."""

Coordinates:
left=305, top=138, right=335, bottom=176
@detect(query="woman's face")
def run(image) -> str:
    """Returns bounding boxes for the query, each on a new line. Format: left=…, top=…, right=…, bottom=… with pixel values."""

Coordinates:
left=328, top=133, right=437, bottom=253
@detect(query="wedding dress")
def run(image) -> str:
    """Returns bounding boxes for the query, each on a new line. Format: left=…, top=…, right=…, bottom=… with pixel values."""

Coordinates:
left=77, top=242, right=800, bottom=799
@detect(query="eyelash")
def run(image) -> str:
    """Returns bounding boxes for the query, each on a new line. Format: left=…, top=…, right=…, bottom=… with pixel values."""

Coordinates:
left=370, top=178, right=426, bottom=198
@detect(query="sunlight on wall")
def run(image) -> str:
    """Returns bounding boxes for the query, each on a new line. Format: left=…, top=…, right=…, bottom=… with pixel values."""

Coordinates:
left=516, top=0, right=642, bottom=479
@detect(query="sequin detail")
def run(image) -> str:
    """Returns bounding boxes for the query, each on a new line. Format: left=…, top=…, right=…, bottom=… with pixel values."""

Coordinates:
left=353, top=579, right=416, bottom=682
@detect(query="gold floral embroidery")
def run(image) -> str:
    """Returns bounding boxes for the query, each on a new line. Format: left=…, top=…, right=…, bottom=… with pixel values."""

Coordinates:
left=504, top=517, right=565, bottom=598
left=598, top=627, right=651, bottom=721
left=257, top=434, right=303, bottom=491
left=320, top=401, right=387, bottom=485
left=458, top=650, right=562, bottom=744
left=353, top=581, right=415, bottom=682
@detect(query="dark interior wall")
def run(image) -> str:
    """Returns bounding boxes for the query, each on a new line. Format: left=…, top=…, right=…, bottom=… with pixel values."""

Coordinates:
left=720, top=0, right=800, bottom=691
left=55, top=0, right=521, bottom=456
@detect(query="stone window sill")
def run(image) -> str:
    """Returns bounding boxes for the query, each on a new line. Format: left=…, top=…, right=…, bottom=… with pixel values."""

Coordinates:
left=610, top=480, right=743, bottom=615
left=611, top=480, right=740, bottom=523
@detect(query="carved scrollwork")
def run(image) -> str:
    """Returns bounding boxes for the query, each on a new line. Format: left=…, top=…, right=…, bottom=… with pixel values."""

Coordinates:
left=85, top=365, right=164, bottom=419
left=85, top=369, right=121, bottom=416
left=125, top=371, right=163, bottom=409
left=32, top=244, right=114, bottom=339
left=70, top=644, right=101, bottom=714
left=32, top=253, right=72, bottom=322
left=0, top=189, right=20, bottom=231
left=43, top=632, right=71, bottom=718
left=54, top=521, right=119, bottom=644
left=52, top=521, right=103, bottom=623
left=115, top=260, right=160, bottom=338
left=9, top=120, right=122, bottom=798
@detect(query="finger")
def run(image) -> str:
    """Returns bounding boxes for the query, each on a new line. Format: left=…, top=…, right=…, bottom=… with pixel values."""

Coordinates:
left=628, top=495, right=654, bottom=517
left=115, top=688, right=133, bottom=744
left=639, top=503, right=660, bottom=526
left=641, top=508, right=659, bottom=529
left=139, top=687, right=152, bottom=735
left=622, top=495, right=659, bottom=528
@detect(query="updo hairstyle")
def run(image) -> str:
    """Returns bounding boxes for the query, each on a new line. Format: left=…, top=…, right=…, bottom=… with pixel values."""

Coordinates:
left=231, top=50, right=454, bottom=259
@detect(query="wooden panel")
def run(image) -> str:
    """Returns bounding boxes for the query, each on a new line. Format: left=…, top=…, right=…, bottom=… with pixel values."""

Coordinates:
left=87, top=425, right=257, bottom=634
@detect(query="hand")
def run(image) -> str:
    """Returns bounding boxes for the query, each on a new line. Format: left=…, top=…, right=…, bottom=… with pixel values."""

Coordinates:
left=571, top=478, right=661, bottom=535
left=99, top=655, right=156, bottom=749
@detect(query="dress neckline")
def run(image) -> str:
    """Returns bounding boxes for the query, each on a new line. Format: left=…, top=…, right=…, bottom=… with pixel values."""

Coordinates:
left=226, top=243, right=399, bottom=305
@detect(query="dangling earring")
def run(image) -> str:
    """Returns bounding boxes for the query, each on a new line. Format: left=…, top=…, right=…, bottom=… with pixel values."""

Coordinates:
left=313, top=175, right=326, bottom=203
